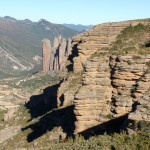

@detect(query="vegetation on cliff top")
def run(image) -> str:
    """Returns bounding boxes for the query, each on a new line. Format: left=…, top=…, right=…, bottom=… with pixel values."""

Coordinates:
left=109, top=23, right=150, bottom=55
left=8, top=74, right=59, bottom=89
left=91, top=22, right=150, bottom=58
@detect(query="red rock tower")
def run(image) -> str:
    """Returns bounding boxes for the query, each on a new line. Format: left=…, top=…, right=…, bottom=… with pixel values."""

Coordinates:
left=42, top=39, right=51, bottom=72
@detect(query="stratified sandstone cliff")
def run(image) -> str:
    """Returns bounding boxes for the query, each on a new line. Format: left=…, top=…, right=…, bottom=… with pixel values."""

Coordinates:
left=71, top=20, right=148, bottom=73
left=57, top=19, right=150, bottom=134
left=74, top=55, right=112, bottom=132
left=110, top=55, right=150, bottom=117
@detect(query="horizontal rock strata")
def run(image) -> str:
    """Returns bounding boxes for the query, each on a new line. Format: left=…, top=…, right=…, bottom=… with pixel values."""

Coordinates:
left=57, top=19, right=150, bottom=133
left=71, top=20, right=149, bottom=73
left=74, top=55, right=112, bottom=133
left=110, top=55, right=150, bottom=117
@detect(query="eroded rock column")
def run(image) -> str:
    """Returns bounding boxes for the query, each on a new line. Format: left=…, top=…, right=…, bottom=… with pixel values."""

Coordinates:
left=42, top=39, right=51, bottom=72
left=59, top=38, right=67, bottom=70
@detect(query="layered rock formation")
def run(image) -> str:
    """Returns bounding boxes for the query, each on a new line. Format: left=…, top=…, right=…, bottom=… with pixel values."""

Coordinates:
left=74, top=55, right=112, bottom=132
left=127, top=68, right=150, bottom=132
left=42, top=36, right=71, bottom=72
left=57, top=18, right=150, bottom=133
left=110, top=55, right=150, bottom=117
left=71, top=20, right=148, bottom=73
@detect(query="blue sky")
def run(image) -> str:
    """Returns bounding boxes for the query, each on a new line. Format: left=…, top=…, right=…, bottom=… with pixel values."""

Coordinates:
left=0, top=0, right=150, bottom=25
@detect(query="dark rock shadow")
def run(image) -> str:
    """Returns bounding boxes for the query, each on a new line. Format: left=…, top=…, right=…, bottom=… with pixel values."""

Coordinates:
left=67, top=43, right=79, bottom=72
left=145, top=41, right=150, bottom=47
left=22, top=105, right=76, bottom=142
left=23, top=78, right=128, bottom=142
left=25, top=83, right=60, bottom=121
left=22, top=78, right=76, bottom=142
left=78, top=114, right=128, bottom=139
left=59, top=94, right=64, bottom=107
left=53, top=44, right=60, bottom=70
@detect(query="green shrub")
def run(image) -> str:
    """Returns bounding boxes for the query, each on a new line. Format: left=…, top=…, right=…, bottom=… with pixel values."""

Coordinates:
left=109, top=23, right=150, bottom=55
left=127, top=60, right=132, bottom=65
left=146, top=61, right=150, bottom=67
left=106, top=114, right=114, bottom=119
left=0, top=109, right=6, bottom=121
left=132, top=55, right=142, bottom=60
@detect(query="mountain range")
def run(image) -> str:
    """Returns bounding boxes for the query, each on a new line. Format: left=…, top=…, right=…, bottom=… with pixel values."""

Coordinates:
left=63, top=23, right=93, bottom=32
left=0, top=16, right=79, bottom=78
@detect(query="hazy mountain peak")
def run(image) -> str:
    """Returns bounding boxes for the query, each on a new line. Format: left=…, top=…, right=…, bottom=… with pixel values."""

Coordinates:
left=23, top=19, right=33, bottom=23
left=38, top=19, right=52, bottom=24
left=4, top=16, right=17, bottom=22
left=63, top=23, right=94, bottom=32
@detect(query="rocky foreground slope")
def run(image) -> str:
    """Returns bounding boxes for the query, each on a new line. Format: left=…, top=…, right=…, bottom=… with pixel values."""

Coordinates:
left=57, top=19, right=150, bottom=133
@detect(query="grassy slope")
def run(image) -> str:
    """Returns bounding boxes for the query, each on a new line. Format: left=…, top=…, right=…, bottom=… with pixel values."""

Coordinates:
left=92, top=22, right=150, bottom=58
left=0, top=17, right=78, bottom=58
left=109, top=23, right=150, bottom=55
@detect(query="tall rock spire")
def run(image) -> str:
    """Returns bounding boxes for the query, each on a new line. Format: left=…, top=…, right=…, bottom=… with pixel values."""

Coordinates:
left=59, top=38, right=67, bottom=70
left=42, top=39, right=51, bottom=72
left=42, top=36, right=72, bottom=72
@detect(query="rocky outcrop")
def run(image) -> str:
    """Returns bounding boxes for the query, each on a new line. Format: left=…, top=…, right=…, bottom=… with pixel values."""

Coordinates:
left=133, top=68, right=150, bottom=100
left=53, top=37, right=69, bottom=71
left=58, top=22, right=133, bottom=109
left=127, top=70, right=150, bottom=133
left=42, top=36, right=71, bottom=72
left=71, top=20, right=148, bottom=73
left=57, top=19, right=150, bottom=134
left=57, top=73, right=82, bottom=107
left=129, top=89, right=150, bottom=122
left=110, top=55, right=150, bottom=117
left=42, top=39, right=51, bottom=72
left=74, top=55, right=112, bottom=133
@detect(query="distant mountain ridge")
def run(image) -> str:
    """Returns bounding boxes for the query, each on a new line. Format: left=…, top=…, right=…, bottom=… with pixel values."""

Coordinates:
left=63, top=23, right=94, bottom=32
left=0, top=16, right=78, bottom=78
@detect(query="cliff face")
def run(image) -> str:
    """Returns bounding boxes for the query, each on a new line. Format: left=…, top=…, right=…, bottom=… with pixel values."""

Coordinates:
left=71, top=20, right=147, bottom=73
left=110, top=55, right=150, bottom=116
left=57, top=19, right=150, bottom=133
left=74, top=55, right=112, bottom=132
